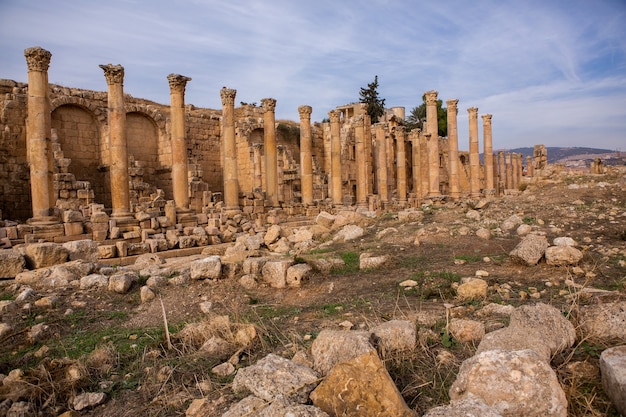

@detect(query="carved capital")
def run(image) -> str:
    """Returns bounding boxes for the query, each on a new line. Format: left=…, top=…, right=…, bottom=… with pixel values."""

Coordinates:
left=446, top=98, right=459, bottom=112
left=261, top=98, right=277, bottom=112
left=467, top=107, right=478, bottom=118
left=481, top=114, right=492, bottom=124
left=220, top=87, right=237, bottom=107
left=298, top=105, right=312, bottom=119
left=24, top=47, right=52, bottom=72
left=424, top=90, right=438, bottom=106
left=353, top=115, right=364, bottom=127
left=328, top=110, right=340, bottom=124
left=167, top=74, right=191, bottom=94
left=99, top=64, right=124, bottom=85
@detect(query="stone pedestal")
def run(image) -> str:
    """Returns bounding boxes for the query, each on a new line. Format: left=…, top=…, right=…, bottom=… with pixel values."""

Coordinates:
left=100, top=63, right=132, bottom=220
left=220, top=87, right=240, bottom=211
left=262, top=98, right=279, bottom=207
left=355, top=116, right=367, bottom=208
left=394, top=126, right=407, bottom=205
left=329, top=110, right=342, bottom=206
left=25, top=47, right=58, bottom=224
left=375, top=124, right=388, bottom=202
left=446, top=99, right=461, bottom=199
left=298, top=105, right=313, bottom=205
left=482, top=114, right=495, bottom=195
left=468, top=107, right=481, bottom=198
left=424, top=91, right=440, bottom=197
left=167, top=73, right=192, bottom=212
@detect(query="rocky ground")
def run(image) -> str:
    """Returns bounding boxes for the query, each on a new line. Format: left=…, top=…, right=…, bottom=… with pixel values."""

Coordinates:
left=0, top=167, right=625, bottom=417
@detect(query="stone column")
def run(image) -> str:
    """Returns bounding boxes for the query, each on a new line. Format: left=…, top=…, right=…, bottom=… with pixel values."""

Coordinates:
left=252, top=144, right=263, bottom=190
left=513, top=154, right=520, bottom=189
left=25, top=47, right=57, bottom=224
left=355, top=115, right=367, bottom=208
left=298, top=105, right=313, bottom=206
left=517, top=153, right=523, bottom=186
left=394, top=126, right=407, bottom=205
left=375, top=124, right=388, bottom=203
left=467, top=107, right=481, bottom=198
left=410, top=131, right=421, bottom=199
left=498, top=151, right=506, bottom=194
left=261, top=98, right=278, bottom=207
left=505, top=153, right=513, bottom=190
left=424, top=91, right=440, bottom=196
left=526, top=155, right=534, bottom=177
left=220, top=87, right=239, bottom=211
left=446, top=99, right=460, bottom=199
left=100, top=63, right=132, bottom=219
left=420, top=134, right=430, bottom=198
left=481, top=114, right=495, bottom=195
left=167, top=74, right=192, bottom=212
left=329, top=110, right=342, bottom=206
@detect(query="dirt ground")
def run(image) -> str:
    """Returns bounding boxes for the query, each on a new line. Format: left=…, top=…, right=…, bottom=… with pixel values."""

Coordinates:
left=1, top=170, right=625, bottom=416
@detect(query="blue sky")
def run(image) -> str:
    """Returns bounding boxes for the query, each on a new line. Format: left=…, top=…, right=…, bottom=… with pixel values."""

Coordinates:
left=1, top=0, right=625, bottom=151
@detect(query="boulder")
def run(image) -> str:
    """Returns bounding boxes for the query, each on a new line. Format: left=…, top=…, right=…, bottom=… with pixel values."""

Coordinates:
left=310, top=350, right=415, bottom=417
left=222, top=395, right=268, bottom=417
left=449, top=319, right=486, bottom=343
left=423, top=397, right=503, bottom=417
left=509, top=234, right=548, bottom=266
left=134, top=253, right=165, bottom=268
left=516, top=224, right=532, bottom=236
left=466, top=210, right=481, bottom=221
left=108, top=271, right=135, bottom=294
left=0, top=250, right=25, bottom=278
left=264, top=225, right=282, bottom=246
left=311, top=330, right=375, bottom=375
left=359, top=253, right=388, bottom=270
left=553, top=236, right=577, bottom=247
left=315, top=211, right=336, bottom=229
left=450, top=349, right=567, bottom=417
left=24, top=242, right=68, bottom=269
left=599, top=345, right=626, bottom=416
left=62, top=239, right=99, bottom=262
left=501, top=214, right=523, bottom=232
left=190, top=256, right=222, bottom=280
left=371, top=320, right=416, bottom=355
left=286, top=263, right=312, bottom=288
left=475, top=228, right=492, bottom=240
left=232, top=354, right=319, bottom=404
left=333, top=224, right=364, bottom=242
left=578, top=301, right=626, bottom=341
left=243, top=257, right=269, bottom=275
left=456, top=278, right=488, bottom=300
left=268, top=237, right=292, bottom=254
left=257, top=399, right=329, bottom=417
left=476, top=326, right=552, bottom=362
left=261, top=259, right=294, bottom=289
left=80, top=274, right=109, bottom=290
left=545, top=245, right=583, bottom=266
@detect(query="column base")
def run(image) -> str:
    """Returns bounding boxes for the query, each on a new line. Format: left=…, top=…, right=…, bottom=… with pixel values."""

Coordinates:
left=110, top=210, right=135, bottom=222
left=27, top=216, right=60, bottom=226
left=483, top=189, right=496, bottom=197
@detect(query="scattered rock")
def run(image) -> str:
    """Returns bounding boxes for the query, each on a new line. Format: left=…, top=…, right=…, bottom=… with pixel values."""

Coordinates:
left=108, top=271, right=135, bottom=294
left=578, top=301, right=626, bottom=341
left=475, top=228, right=491, bottom=240
left=286, top=263, right=312, bottom=288
left=261, top=259, right=294, bottom=288
left=456, top=278, right=488, bottom=300
left=222, top=396, right=268, bottom=417
left=23, top=242, right=69, bottom=269
left=509, top=234, right=549, bottom=266
left=73, top=392, right=107, bottom=411
left=190, top=256, right=222, bottom=280
left=140, top=286, right=155, bottom=303
left=599, top=345, right=626, bottom=416
left=211, top=361, right=235, bottom=377
left=359, top=253, right=388, bottom=270
left=371, top=320, right=416, bottom=355
left=449, top=318, right=485, bottom=343
left=311, top=330, right=375, bottom=375
left=423, top=397, right=503, bottom=417
left=333, top=224, right=364, bottom=242
left=545, top=245, right=583, bottom=266
left=0, top=250, right=25, bottom=278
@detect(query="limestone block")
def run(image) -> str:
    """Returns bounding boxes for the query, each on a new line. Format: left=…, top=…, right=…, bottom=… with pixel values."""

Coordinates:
left=476, top=326, right=552, bottom=362
left=261, top=259, right=294, bottom=288
left=232, top=353, right=319, bottom=404
left=308, top=257, right=345, bottom=274
left=0, top=249, right=25, bottom=278
left=371, top=320, right=416, bottom=355
left=466, top=209, right=481, bottom=221
left=63, top=239, right=99, bottom=262
left=243, top=257, right=269, bottom=275
left=190, top=256, right=222, bottom=280
left=450, top=349, right=567, bottom=417
left=24, top=242, right=69, bottom=269
left=268, top=237, right=291, bottom=254
left=476, top=227, right=492, bottom=240
left=315, top=211, right=336, bottom=229
left=238, top=233, right=264, bottom=251
left=127, top=242, right=150, bottom=256
left=286, top=263, right=312, bottom=288
left=509, top=234, right=549, bottom=266
left=108, top=271, right=135, bottom=294
left=310, top=350, right=415, bottom=417
left=222, top=396, right=267, bottom=417
left=140, top=286, right=156, bottom=303
left=545, top=245, right=583, bottom=266
left=91, top=211, right=109, bottom=224
left=516, top=224, right=532, bottom=236
left=311, top=330, right=376, bottom=376
left=165, top=229, right=180, bottom=249
left=397, top=209, right=424, bottom=222
left=333, top=224, right=364, bottom=242
left=456, top=277, right=488, bottom=300
left=553, top=236, right=577, bottom=246
left=264, top=224, right=282, bottom=246
left=115, top=241, right=128, bottom=257
left=578, top=301, right=626, bottom=341
left=257, top=399, right=329, bottom=417
left=359, top=253, right=388, bottom=270
left=179, top=236, right=196, bottom=249
left=599, top=345, right=626, bottom=416
left=423, top=397, right=503, bottom=417
left=288, top=228, right=313, bottom=244
left=63, top=210, right=84, bottom=223
left=239, top=274, right=258, bottom=289
left=98, top=245, right=117, bottom=259
left=501, top=214, right=523, bottom=232
left=449, top=318, right=486, bottom=343
left=222, top=242, right=249, bottom=263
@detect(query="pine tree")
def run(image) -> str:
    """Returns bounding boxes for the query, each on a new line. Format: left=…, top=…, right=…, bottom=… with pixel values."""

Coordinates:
left=359, top=75, right=386, bottom=123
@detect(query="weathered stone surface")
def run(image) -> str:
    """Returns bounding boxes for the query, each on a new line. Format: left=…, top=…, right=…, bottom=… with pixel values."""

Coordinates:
left=0, top=323, right=12, bottom=338
left=288, top=228, right=313, bottom=244
left=359, top=253, right=388, bottom=270
left=80, top=274, right=109, bottom=290
left=257, top=398, right=330, bottom=417
left=333, top=224, right=364, bottom=242
left=476, top=326, right=552, bottom=361
left=211, top=361, right=235, bottom=377
left=268, top=237, right=292, bottom=254
left=232, top=354, right=319, bottom=404
left=97, top=245, right=117, bottom=259
left=449, top=318, right=486, bottom=343
left=599, top=345, right=626, bottom=416
left=222, top=395, right=267, bottom=417
left=310, top=349, right=415, bottom=417
left=6, top=402, right=35, bottom=417
left=308, top=258, right=344, bottom=274
left=371, top=320, right=416, bottom=355
left=140, top=286, right=156, bottom=303
left=222, top=242, right=249, bottom=263
left=190, top=256, right=222, bottom=280
left=134, top=253, right=165, bottom=268
left=509, top=234, right=549, bottom=266
left=553, top=236, right=577, bottom=247
left=466, top=209, right=480, bottom=221
left=450, top=349, right=567, bottom=417
left=261, top=259, right=294, bottom=289
left=63, top=239, right=99, bottom=262
left=545, top=245, right=583, bottom=266
left=501, top=214, right=523, bottom=232
left=475, top=227, right=491, bottom=240
left=73, top=392, right=107, bottom=411
left=456, top=278, right=488, bottom=300
left=243, top=256, right=269, bottom=275
left=516, top=223, right=532, bottom=236
left=0, top=250, right=25, bottom=278
left=264, top=224, right=282, bottom=246
left=286, top=263, right=312, bottom=288
left=315, top=211, right=336, bottom=229
left=29, top=323, right=50, bottom=343
left=311, top=330, right=375, bottom=375
left=578, top=301, right=626, bottom=341
left=24, top=242, right=69, bottom=269
left=423, top=397, right=503, bottom=417
left=108, top=271, right=135, bottom=294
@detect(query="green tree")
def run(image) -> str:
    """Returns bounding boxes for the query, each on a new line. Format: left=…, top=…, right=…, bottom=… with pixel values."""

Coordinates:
left=359, top=75, right=386, bottom=123
left=406, top=94, right=448, bottom=137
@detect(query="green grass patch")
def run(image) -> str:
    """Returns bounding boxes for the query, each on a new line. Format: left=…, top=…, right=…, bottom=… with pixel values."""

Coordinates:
left=522, top=216, right=536, bottom=224
left=321, top=302, right=345, bottom=316
left=398, top=255, right=426, bottom=269
left=331, top=251, right=360, bottom=275
left=453, top=254, right=482, bottom=263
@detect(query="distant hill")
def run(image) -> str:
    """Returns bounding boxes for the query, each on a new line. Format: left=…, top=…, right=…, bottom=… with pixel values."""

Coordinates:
left=492, top=147, right=620, bottom=164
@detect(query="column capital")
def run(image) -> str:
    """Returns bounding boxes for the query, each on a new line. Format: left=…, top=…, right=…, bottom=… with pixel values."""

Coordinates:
left=99, top=64, right=125, bottom=85
left=298, top=105, right=312, bottom=119
left=24, top=47, right=52, bottom=72
left=261, top=97, right=277, bottom=112
left=220, top=87, right=237, bottom=107
left=498, top=150, right=504, bottom=156
left=328, top=110, right=340, bottom=123
left=467, top=107, right=478, bottom=117
left=481, top=113, right=492, bottom=123
left=446, top=98, right=459, bottom=111
left=167, top=73, right=192, bottom=94
left=354, top=114, right=365, bottom=127
left=424, top=90, right=438, bottom=105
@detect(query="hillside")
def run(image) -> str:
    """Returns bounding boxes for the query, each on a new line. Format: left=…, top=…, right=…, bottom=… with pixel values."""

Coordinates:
left=503, top=147, right=619, bottom=163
